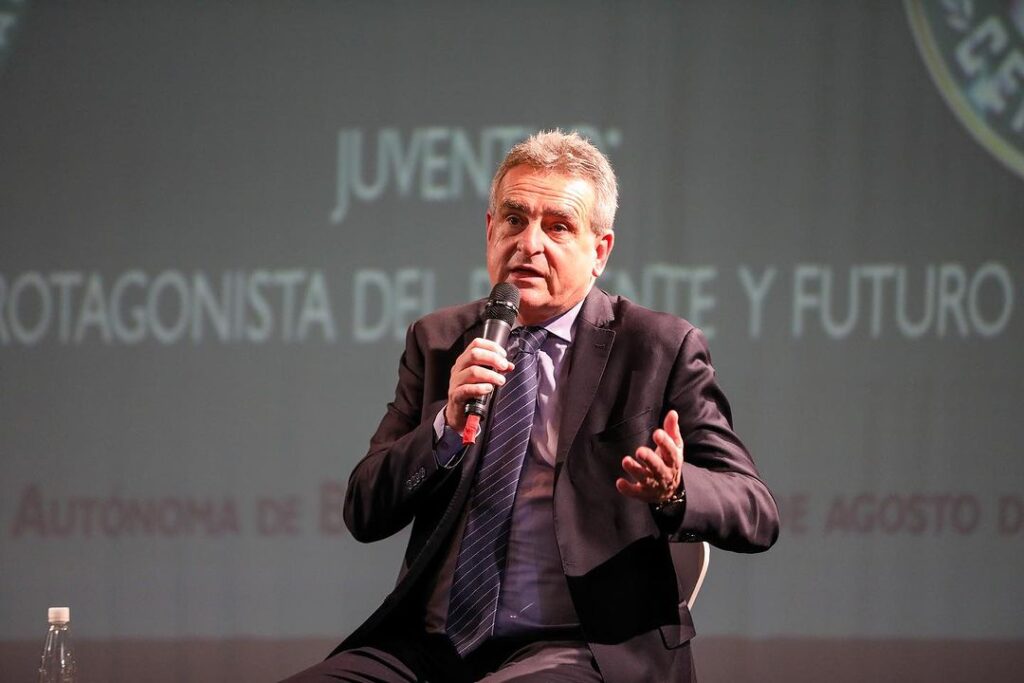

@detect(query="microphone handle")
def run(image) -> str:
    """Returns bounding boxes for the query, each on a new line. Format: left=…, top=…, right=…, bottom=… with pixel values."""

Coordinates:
left=464, top=318, right=513, bottom=418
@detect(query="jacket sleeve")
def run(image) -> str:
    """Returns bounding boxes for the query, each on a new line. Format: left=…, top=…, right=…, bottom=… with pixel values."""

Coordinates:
left=657, top=327, right=780, bottom=553
left=343, top=320, right=459, bottom=543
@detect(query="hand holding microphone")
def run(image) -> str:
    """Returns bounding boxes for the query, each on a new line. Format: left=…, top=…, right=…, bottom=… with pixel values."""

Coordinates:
left=444, top=283, right=521, bottom=444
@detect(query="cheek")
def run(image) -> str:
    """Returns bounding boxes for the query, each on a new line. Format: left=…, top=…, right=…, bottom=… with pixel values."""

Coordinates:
left=487, top=242, right=513, bottom=277
left=486, top=240, right=506, bottom=263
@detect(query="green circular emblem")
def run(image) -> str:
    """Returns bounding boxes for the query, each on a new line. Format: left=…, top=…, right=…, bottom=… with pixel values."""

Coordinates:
left=905, top=0, right=1024, bottom=180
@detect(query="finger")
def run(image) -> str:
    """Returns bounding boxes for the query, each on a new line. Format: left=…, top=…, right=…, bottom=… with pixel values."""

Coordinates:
left=664, top=410, right=683, bottom=447
left=452, top=340, right=507, bottom=373
left=453, top=349, right=508, bottom=375
left=634, top=446, right=673, bottom=483
left=461, top=346, right=514, bottom=372
left=620, top=456, right=652, bottom=482
left=652, top=429, right=680, bottom=468
left=450, top=383, right=496, bottom=404
left=616, top=477, right=663, bottom=503
left=455, top=365, right=508, bottom=387
left=467, top=337, right=509, bottom=357
left=622, top=456, right=671, bottom=500
left=615, top=477, right=651, bottom=500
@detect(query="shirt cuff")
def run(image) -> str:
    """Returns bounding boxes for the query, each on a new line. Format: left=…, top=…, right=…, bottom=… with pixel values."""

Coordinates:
left=433, top=408, right=465, bottom=468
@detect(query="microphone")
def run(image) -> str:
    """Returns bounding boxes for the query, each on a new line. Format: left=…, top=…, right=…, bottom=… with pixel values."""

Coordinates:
left=462, top=282, right=520, bottom=445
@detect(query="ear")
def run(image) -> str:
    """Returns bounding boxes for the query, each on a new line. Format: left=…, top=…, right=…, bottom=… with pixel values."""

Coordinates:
left=592, top=231, right=614, bottom=278
left=485, top=211, right=494, bottom=243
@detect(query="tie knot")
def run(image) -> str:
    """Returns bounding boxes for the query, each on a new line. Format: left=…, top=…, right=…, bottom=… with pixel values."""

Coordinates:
left=512, top=326, right=548, bottom=356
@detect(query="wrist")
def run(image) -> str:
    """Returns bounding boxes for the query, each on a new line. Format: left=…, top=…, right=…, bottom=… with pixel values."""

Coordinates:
left=444, top=403, right=465, bottom=432
left=653, top=485, right=686, bottom=513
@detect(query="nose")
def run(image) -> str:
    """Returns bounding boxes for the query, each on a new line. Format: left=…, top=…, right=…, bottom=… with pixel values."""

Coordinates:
left=516, top=220, right=544, bottom=255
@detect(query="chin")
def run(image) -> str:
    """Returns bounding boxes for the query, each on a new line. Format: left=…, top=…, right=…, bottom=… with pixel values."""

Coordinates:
left=517, top=297, right=559, bottom=324
left=517, top=289, right=548, bottom=307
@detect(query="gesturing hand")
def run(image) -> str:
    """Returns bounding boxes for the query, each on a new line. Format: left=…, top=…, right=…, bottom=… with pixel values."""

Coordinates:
left=444, top=338, right=514, bottom=433
left=615, top=410, right=684, bottom=504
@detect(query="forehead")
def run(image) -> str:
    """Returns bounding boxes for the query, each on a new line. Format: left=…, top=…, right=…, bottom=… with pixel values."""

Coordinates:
left=495, top=166, right=596, bottom=220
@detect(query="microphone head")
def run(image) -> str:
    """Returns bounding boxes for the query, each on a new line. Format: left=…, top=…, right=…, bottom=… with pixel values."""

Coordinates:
left=484, top=283, right=520, bottom=326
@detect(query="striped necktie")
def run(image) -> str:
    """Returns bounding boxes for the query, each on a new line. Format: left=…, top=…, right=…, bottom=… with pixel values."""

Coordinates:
left=446, top=325, right=549, bottom=656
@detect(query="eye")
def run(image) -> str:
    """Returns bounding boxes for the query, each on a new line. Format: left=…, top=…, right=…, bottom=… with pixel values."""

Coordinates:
left=507, top=214, right=523, bottom=227
left=549, top=222, right=575, bottom=237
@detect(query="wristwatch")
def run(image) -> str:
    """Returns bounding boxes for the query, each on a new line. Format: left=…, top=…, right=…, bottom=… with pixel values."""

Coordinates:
left=653, top=486, right=686, bottom=513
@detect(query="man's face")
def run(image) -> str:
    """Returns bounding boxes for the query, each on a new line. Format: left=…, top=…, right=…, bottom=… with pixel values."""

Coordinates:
left=486, top=166, right=614, bottom=325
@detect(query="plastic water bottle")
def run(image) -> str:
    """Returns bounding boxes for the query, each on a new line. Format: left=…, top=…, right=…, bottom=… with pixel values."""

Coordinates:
left=38, top=607, right=77, bottom=683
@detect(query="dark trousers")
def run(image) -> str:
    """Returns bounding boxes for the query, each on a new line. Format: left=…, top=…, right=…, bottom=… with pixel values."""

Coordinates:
left=280, top=631, right=603, bottom=683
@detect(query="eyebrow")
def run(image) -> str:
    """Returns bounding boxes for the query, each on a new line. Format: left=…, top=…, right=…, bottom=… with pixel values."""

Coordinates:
left=500, top=199, right=530, bottom=214
left=500, top=199, right=575, bottom=222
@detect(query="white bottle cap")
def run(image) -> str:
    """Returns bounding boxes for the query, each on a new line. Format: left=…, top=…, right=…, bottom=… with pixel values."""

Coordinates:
left=47, top=607, right=70, bottom=624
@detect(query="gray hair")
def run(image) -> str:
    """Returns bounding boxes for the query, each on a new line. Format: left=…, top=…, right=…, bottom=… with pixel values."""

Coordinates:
left=489, top=129, right=619, bottom=235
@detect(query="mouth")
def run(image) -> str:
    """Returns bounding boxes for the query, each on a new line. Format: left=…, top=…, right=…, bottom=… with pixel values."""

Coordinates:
left=507, top=265, right=544, bottom=280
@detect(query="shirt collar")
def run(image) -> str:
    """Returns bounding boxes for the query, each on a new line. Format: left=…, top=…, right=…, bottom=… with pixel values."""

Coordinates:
left=512, top=295, right=585, bottom=344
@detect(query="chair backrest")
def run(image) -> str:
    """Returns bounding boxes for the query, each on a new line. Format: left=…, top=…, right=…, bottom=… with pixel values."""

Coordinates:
left=670, top=541, right=710, bottom=608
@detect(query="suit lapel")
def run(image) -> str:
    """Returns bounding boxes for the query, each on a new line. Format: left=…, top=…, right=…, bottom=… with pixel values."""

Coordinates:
left=460, top=316, right=485, bottom=353
left=556, top=288, right=615, bottom=464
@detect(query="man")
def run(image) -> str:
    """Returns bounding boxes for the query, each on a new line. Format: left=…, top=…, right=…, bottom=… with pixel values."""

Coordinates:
left=286, top=130, right=778, bottom=682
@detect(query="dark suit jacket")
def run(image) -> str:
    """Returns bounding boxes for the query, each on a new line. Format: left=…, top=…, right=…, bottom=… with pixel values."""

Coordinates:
left=337, top=287, right=779, bottom=682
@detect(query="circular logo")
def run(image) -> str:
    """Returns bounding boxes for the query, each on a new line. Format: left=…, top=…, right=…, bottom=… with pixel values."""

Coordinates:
left=905, top=0, right=1024, bottom=181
